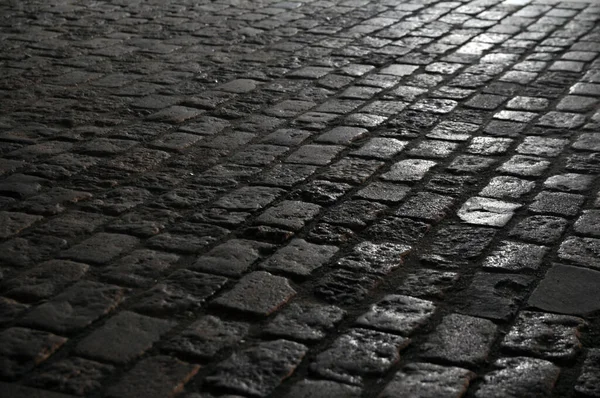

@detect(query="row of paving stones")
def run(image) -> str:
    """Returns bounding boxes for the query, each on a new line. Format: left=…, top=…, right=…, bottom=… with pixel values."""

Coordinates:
left=1, top=0, right=600, bottom=397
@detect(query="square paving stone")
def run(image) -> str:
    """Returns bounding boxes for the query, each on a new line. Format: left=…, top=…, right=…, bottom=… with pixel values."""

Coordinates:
left=354, top=182, right=411, bottom=203
left=379, top=362, right=475, bottom=398
left=466, top=137, right=513, bottom=155
left=558, top=237, right=600, bottom=270
left=396, top=269, right=459, bottom=299
left=192, top=239, right=273, bottom=277
left=284, top=380, right=361, bottom=398
left=337, top=242, right=411, bottom=276
left=315, top=126, right=368, bottom=145
left=509, top=215, right=568, bottom=245
left=356, top=295, right=435, bottom=336
left=255, top=201, right=321, bottom=231
left=101, top=249, right=181, bottom=287
left=206, top=340, right=308, bottom=397
left=480, top=176, right=535, bottom=199
left=0, top=211, right=43, bottom=238
left=0, top=297, right=29, bottom=326
left=130, top=270, right=228, bottom=316
left=516, top=136, right=568, bottom=157
left=310, top=328, right=410, bottom=385
left=544, top=173, right=595, bottom=193
left=314, top=269, right=382, bottom=305
left=528, top=264, right=600, bottom=316
left=381, top=159, right=437, bottom=182
left=474, top=357, right=560, bottom=398
left=497, top=155, right=551, bottom=176
left=427, top=121, right=480, bottom=142
left=212, top=271, right=295, bottom=316
left=483, top=241, right=548, bottom=271
left=396, top=192, right=455, bottom=222
left=447, top=155, right=496, bottom=173
left=0, top=327, right=67, bottom=379
left=572, top=132, right=600, bottom=152
left=291, top=180, right=352, bottom=205
left=529, top=191, right=585, bottom=216
left=574, top=210, right=600, bottom=237
left=363, top=217, right=430, bottom=245
left=0, top=382, right=75, bottom=398
left=322, top=200, right=388, bottom=229
left=106, top=355, right=199, bottom=398
left=537, top=111, right=586, bottom=129
left=60, top=233, right=139, bottom=265
left=406, top=140, right=458, bottom=158
left=214, top=186, right=285, bottom=211
left=350, top=138, right=408, bottom=159
left=259, top=239, right=338, bottom=277
left=576, top=349, right=600, bottom=397
left=19, top=281, right=126, bottom=334
left=320, top=158, right=384, bottom=184
left=457, top=273, right=535, bottom=321
left=285, top=144, right=344, bottom=165
left=458, top=197, right=520, bottom=227
left=425, top=224, right=496, bottom=260
left=163, top=315, right=249, bottom=360
left=27, top=357, right=114, bottom=396
left=75, top=311, right=175, bottom=363
left=420, top=313, right=497, bottom=366
left=259, top=164, right=317, bottom=188
left=264, top=303, right=346, bottom=342
left=501, top=310, right=586, bottom=361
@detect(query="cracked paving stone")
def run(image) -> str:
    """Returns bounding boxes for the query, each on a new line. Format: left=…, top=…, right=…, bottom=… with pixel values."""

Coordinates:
left=106, top=355, right=199, bottom=398
left=356, top=295, right=435, bottom=336
left=0, top=327, right=67, bottom=379
left=284, top=379, right=361, bottom=398
left=101, top=250, right=180, bottom=287
left=260, top=239, right=338, bottom=277
left=206, top=339, right=308, bottom=397
left=396, top=269, right=459, bottom=299
left=458, top=197, right=520, bottom=227
left=1, top=260, right=89, bottom=302
left=355, top=182, right=411, bottom=203
left=321, top=158, right=385, bottom=184
left=420, top=313, right=497, bottom=366
left=19, top=281, right=126, bottom=334
left=529, top=264, right=600, bottom=316
left=163, top=315, right=249, bottom=360
left=529, top=191, right=585, bottom=217
left=337, top=242, right=411, bottom=276
left=60, top=233, right=139, bottom=265
left=255, top=200, right=321, bottom=231
left=322, top=200, right=388, bottom=229
left=501, top=311, right=586, bottom=361
left=497, top=155, right=551, bottom=177
left=192, top=239, right=273, bottom=277
left=315, top=270, right=382, bottom=305
left=509, top=215, right=568, bottom=245
left=558, top=236, right=600, bottom=270
left=483, top=241, right=548, bottom=271
left=575, top=210, right=600, bottom=237
left=572, top=132, right=600, bottom=152
left=396, top=192, right=454, bottom=223
left=27, top=357, right=114, bottom=396
left=214, top=186, right=286, bottom=212
left=480, top=176, right=535, bottom=199
left=544, top=173, right=594, bottom=193
left=310, top=328, right=410, bottom=385
left=576, top=349, right=600, bottom=397
left=75, top=311, right=174, bottom=363
left=285, top=144, right=344, bottom=166
left=381, top=159, right=437, bottom=182
left=0, top=211, right=43, bottom=238
left=350, top=138, right=408, bottom=159
left=212, top=271, right=295, bottom=316
left=379, top=362, right=475, bottom=398
left=457, top=273, right=535, bottom=321
left=264, top=303, right=346, bottom=342
left=474, top=357, right=560, bottom=398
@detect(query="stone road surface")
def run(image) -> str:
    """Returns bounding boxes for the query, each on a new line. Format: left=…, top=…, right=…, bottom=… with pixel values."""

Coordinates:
left=0, top=0, right=599, bottom=397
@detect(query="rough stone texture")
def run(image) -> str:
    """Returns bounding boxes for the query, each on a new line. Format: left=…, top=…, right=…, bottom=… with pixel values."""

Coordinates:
left=424, top=225, right=496, bottom=261
left=379, top=363, right=475, bottom=398
left=576, top=349, right=600, bottom=397
left=474, top=357, right=560, bottom=398
left=315, top=270, right=382, bottom=305
left=0, top=383, right=75, bottom=398
left=528, top=264, right=600, bottom=316
left=284, top=380, right=361, bottom=398
left=558, top=237, right=600, bottom=270
left=212, top=271, right=296, bottom=316
left=192, top=239, right=273, bottom=277
left=101, top=250, right=180, bottom=287
left=337, top=242, right=411, bottom=275
left=501, top=311, right=586, bottom=361
left=356, top=295, right=435, bottom=336
left=255, top=201, right=322, bottom=231
left=260, top=239, right=338, bottom=277
left=60, top=233, right=139, bottom=265
left=264, top=303, right=346, bottom=342
left=483, top=241, right=548, bottom=271
left=509, top=216, right=568, bottom=245
left=310, top=328, right=410, bottom=385
left=0, top=327, right=67, bottom=379
left=574, top=210, right=600, bottom=237
left=396, top=269, right=459, bottom=299
left=529, top=191, right=585, bottom=216
left=457, top=197, right=520, bottom=227
left=75, top=311, right=174, bottom=363
left=163, top=315, right=249, bottom=360
left=420, top=313, right=497, bottom=366
left=0, top=211, right=43, bottom=238
left=206, top=340, right=308, bottom=397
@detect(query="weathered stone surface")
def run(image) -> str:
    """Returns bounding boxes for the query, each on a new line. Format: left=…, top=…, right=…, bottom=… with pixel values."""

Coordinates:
left=106, top=356, right=199, bottom=398
left=420, top=313, right=497, bottom=366
left=497, top=155, right=551, bottom=177
left=75, top=311, right=174, bottom=363
left=0, top=382, right=75, bottom=398
left=509, top=216, right=568, bottom=245
left=315, top=270, right=382, bottom=305
left=291, top=180, right=352, bottom=205
left=284, top=380, right=361, bottom=398
left=310, top=328, right=410, bottom=385
left=214, top=186, right=285, bottom=211
left=356, top=295, right=435, bottom=336
left=379, top=363, right=475, bottom=398
left=474, top=357, right=560, bottom=398
left=206, top=340, right=308, bottom=397
left=574, top=210, right=600, bottom=237
left=529, top=191, right=585, bottom=216
left=354, top=182, right=410, bottom=203
left=364, top=217, right=430, bottom=244
left=265, top=303, right=345, bottom=342
left=396, top=269, right=459, bottom=299
left=458, top=197, right=520, bottom=227
left=164, top=315, right=249, bottom=360
left=102, top=250, right=180, bottom=287
left=322, top=200, right=388, bottom=229
left=255, top=201, right=321, bottom=231
left=286, top=145, right=344, bottom=166
left=558, top=236, right=600, bottom=269
left=19, top=281, right=126, bottom=334
left=1, top=260, right=89, bottom=302
left=212, top=271, right=296, bottom=316
left=0, top=211, right=43, bottom=238
left=483, top=241, right=548, bottom=271
left=0, top=327, right=67, bottom=379
left=528, top=264, right=600, bottom=316
left=60, top=233, right=139, bottom=265
left=576, top=349, right=600, bottom=397
left=315, top=126, right=368, bottom=145
left=260, top=239, right=338, bottom=277
left=0, top=297, right=29, bottom=325
left=337, top=242, right=411, bottom=275
left=479, top=176, right=535, bottom=199
left=131, top=270, right=227, bottom=316
left=501, top=311, right=586, bottom=361
left=27, top=357, right=114, bottom=396
left=425, top=225, right=496, bottom=260
left=396, top=192, right=454, bottom=222
left=381, top=159, right=437, bottom=182
left=192, top=239, right=273, bottom=277
left=321, top=158, right=384, bottom=184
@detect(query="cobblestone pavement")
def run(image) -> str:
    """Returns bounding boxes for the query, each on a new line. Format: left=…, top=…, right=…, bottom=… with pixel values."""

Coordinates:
left=0, top=0, right=599, bottom=396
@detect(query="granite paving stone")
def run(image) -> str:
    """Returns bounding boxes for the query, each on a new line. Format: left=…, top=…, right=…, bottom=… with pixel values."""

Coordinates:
left=264, top=303, right=346, bottom=342
left=284, top=380, right=361, bottom=398
left=259, top=239, right=338, bottom=277
left=576, top=349, right=600, bottom=397
left=356, top=295, right=436, bottom=336
left=558, top=236, right=600, bottom=269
